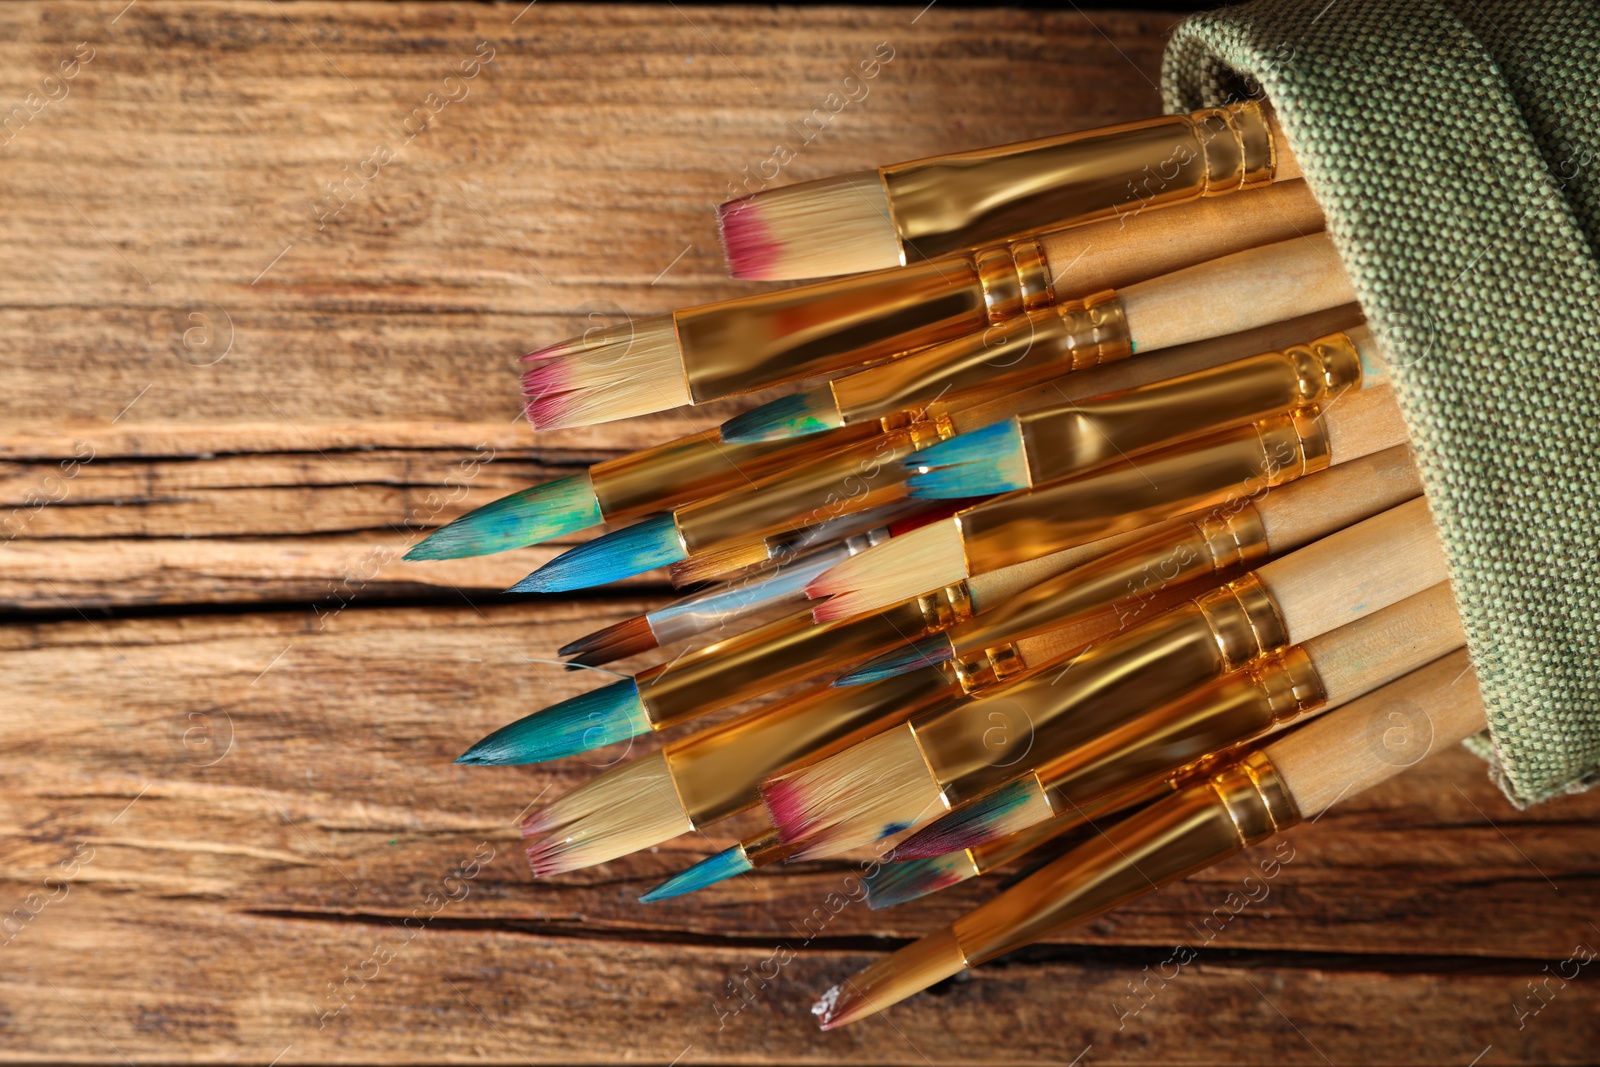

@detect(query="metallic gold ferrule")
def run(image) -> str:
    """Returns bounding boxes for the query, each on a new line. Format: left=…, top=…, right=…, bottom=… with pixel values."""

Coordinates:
left=1195, top=572, right=1291, bottom=672
left=957, top=410, right=1332, bottom=576
left=665, top=661, right=967, bottom=824
left=951, top=640, right=1027, bottom=693
left=830, top=290, right=1133, bottom=429
left=951, top=747, right=1299, bottom=967
left=677, top=238, right=1055, bottom=401
left=1039, top=645, right=1326, bottom=812
left=672, top=422, right=953, bottom=555
left=742, top=824, right=796, bottom=868
left=636, top=594, right=967, bottom=730
left=1016, top=331, right=1364, bottom=487
left=879, top=101, right=1276, bottom=259
left=949, top=507, right=1272, bottom=678
left=590, top=424, right=878, bottom=520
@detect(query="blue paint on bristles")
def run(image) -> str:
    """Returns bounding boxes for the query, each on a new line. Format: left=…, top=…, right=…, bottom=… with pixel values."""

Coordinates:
left=455, top=678, right=649, bottom=765
left=718, top=387, right=835, bottom=444
left=903, top=419, right=1028, bottom=499
left=832, top=633, right=955, bottom=686
left=863, top=851, right=973, bottom=909
left=638, top=844, right=753, bottom=903
left=405, top=474, right=603, bottom=561
left=509, top=513, right=685, bottom=593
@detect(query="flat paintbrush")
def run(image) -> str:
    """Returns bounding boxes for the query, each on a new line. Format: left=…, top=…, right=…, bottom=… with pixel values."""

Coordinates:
left=527, top=176, right=1320, bottom=431
left=893, top=581, right=1464, bottom=859
left=765, top=497, right=1449, bottom=861
left=839, top=444, right=1422, bottom=685
left=720, top=231, right=1353, bottom=445
left=719, top=99, right=1298, bottom=279
left=808, top=383, right=1409, bottom=622
left=813, top=648, right=1487, bottom=1028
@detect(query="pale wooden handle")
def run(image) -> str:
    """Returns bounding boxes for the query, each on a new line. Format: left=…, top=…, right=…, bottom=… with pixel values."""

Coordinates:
left=1255, top=444, right=1421, bottom=552
left=1037, top=181, right=1324, bottom=297
left=1345, top=323, right=1390, bottom=388
left=1268, top=648, right=1485, bottom=816
left=1321, top=385, right=1411, bottom=463
left=1118, top=232, right=1354, bottom=352
left=1303, top=583, right=1466, bottom=704
left=1258, top=496, right=1449, bottom=645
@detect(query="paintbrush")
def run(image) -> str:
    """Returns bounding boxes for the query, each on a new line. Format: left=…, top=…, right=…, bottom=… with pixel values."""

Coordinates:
left=460, top=524, right=1162, bottom=766
left=838, top=444, right=1422, bottom=686
left=901, top=325, right=1384, bottom=499
left=404, top=425, right=877, bottom=561
left=808, top=383, right=1408, bottom=623
left=719, top=231, right=1352, bottom=445
left=523, top=315, right=1377, bottom=594
left=891, top=581, right=1463, bottom=860
left=531, top=178, right=1325, bottom=432
left=520, top=664, right=966, bottom=876
left=719, top=99, right=1298, bottom=279
left=763, top=497, right=1449, bottom=861
left=813, top=647, right=1486, bottom=1028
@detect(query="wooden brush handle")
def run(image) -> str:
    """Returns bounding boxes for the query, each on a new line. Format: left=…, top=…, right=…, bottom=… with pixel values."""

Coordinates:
left=1268, top=648, right=1485, bottom=816
left=1036, top=181, right=1323, bottom=297
left=1118, top=232, right=1353, bottom=352
left=1256, top=444, right=1422, bottom=551
left=967, top=525, right=1165, bottom=605
left=1323, top=384, right=1411, bottom=462
left=1302, top=583, right=1466, bottom=705
left=1257, top=496, right=1448, bottom=645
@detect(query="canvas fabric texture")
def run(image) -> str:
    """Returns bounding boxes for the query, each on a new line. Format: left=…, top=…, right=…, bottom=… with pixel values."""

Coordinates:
left=1162, top=0, right=1600, bottom=805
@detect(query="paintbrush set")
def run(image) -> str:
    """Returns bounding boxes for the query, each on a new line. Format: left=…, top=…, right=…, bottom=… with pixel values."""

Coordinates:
left=409, top=100, right=1484, bottom=1028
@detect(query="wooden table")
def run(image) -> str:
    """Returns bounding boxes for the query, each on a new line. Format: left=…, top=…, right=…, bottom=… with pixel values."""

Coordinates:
left=2, top=3, right=1596, bottom=1063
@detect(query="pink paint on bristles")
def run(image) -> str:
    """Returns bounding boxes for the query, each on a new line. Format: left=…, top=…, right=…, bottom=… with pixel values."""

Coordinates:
left=717, top=199, right=784, bottom=280
left=758, top=778, right=817, bottom=846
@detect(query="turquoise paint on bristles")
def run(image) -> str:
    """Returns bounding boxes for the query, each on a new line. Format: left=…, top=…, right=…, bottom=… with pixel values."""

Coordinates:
left=890, top=778, right=1038, bottom=859
left=405, top=473, right=603, bottom=561
left=509, top=513, right=685, bottom=593
left=903, top=419, right=1028, bottom=499
left=863, top=851, right=973, bottom=909
left=832, top=633, right=954, bottom=686
left=455, top=678, right=649, bottom=765
left=639, top=844, right=752, bottom=902
left=718, top=387, right=837, bottom=444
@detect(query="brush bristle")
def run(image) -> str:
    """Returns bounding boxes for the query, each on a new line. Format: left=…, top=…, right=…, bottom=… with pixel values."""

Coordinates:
left=718, top=388, right=840, bottom=445
left=405, top=474, right=602, bottom=561
left=668, top=538, right=772, bottom=588
left=905, top=420, right=1029, bottom=499
left=813, top=927, right=967, bottom=1029
left=559, top=615, right=658, bottom=668
left=890, top=777, right=1052, bottom=860
left=510, top=513, right=685, bottom=593
left=761, top=725, right=946, bottom=860
left=638, top=844, right=753, bottom=903
left=520, top=751, right=693, bottom=876
left=833, top=633, right=955, bottom=686
left=806, top=519, right=966, bottom=624
left=455, top=679, right=649, bottom=765
left=864, top=851, right=979, bottom=909
left=718, top=172, right=902, bottom=281
left=521, top=316, right=689, bottom=430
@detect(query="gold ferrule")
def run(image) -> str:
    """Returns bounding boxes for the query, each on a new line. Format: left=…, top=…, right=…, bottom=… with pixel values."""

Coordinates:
left=879, top=101, right=1276, bottom=259
left=912, top=595, right=1253, bottom=806
left=949, top=509, right=1272, bottom=673
left=951, top=640, right=1027, bottom=693
left=1016, top=332, right=1365, bottom=487
left=1195, top=572, right=1291, bottom=671
left=742, top=824, right=796, bottom=868
left=665, top=662, right=966, bottom=823
left=957, top=411, right=1331, bottom=575
left=1210, top=750, right=1301, bottom=846
left=914, top=581, right=977, bottom=630
left=635, top=599, right=951, bottom=729
left=953, top=759, right=1277, bottom=966
left=1038, top=645, right=1326, bottom=813
left=830, top=291, right=1133, bottom=429
left=591, top=425, right=877, bottom=520
left=676, top=238, right=1055, bottom=401
left=672, top=426, right=944, bottom=554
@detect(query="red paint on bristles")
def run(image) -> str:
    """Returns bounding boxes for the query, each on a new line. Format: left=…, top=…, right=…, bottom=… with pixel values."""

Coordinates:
left=717, top=199, right=782, bottom=280
left=884, top=498, right=970, bottom=538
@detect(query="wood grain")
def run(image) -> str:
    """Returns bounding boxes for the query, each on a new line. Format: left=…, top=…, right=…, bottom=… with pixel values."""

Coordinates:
left=1, top=3, right=1596, bottom=1064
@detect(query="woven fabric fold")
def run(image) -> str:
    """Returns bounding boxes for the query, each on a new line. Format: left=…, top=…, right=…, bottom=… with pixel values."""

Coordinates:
left=1163, top=0, right=1600, bottom=805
